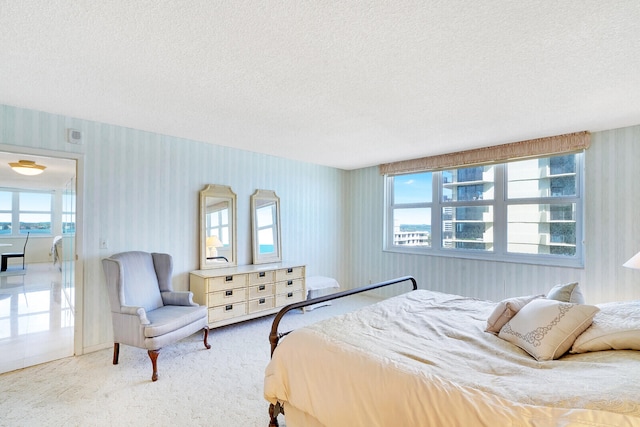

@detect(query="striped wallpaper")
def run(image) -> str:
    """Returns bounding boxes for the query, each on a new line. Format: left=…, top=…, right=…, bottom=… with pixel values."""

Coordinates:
left=1, top=104, right=346, bottom=352
left=1, top=103, right=639, bottom=354
left=346, top=126, right=640, bottom=304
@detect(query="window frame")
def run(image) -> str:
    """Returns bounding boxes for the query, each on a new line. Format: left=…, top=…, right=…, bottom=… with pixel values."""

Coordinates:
left=383, top=152, right=584, bottom=268
left=0, top=189, right=54, bottom=237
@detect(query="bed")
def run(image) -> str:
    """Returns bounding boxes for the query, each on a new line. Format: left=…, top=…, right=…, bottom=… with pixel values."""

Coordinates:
left=264, top=277, right=640, bottom=427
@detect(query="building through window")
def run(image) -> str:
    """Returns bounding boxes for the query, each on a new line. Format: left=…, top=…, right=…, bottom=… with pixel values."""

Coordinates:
left=385, top=153, right=583, bottom=266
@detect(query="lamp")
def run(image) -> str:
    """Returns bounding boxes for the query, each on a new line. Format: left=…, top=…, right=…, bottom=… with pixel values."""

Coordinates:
left=9, top=160, right=46, bottom=176
left=206, top=235, right=223, bottom=258
left=623, top=251, right=640, bottom=270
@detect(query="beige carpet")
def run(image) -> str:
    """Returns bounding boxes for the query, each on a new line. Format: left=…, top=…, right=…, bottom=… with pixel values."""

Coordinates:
left=0, top=294, right=380, bottom=427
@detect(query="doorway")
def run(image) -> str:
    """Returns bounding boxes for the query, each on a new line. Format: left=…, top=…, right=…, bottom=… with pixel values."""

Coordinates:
left=0, top=150, right=77, bottom=374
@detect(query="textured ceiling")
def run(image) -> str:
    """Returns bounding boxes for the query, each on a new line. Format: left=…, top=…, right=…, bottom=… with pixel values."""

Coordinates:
left=1, top=1, right=640, bottom=170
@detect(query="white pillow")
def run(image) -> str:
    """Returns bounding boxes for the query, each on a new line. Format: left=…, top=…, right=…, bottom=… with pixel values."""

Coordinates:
left=546, top=282, right=585, bottom=304
left=485, top=294, right=544, bottom=334
left=498, top=298, right=599, bottom=361
left=571, top=300, right=640, bottom=353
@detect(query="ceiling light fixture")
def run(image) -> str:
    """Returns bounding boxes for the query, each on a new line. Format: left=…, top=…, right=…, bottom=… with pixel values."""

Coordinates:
left=9, top=160, right=46, bottom=176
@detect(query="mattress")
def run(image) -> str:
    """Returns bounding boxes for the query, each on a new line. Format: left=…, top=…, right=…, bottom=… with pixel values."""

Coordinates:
left=264, top=290, right=640, bottom=427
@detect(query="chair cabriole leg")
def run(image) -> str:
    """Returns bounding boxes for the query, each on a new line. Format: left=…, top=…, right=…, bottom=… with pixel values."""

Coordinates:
left=148, top=349, right=159, bottom=381
left=203, top=326, right=211, bottom=349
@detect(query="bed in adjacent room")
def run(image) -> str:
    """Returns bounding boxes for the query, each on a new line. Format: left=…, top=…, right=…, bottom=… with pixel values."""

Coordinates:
left=264, top=279, right=640, bottom=427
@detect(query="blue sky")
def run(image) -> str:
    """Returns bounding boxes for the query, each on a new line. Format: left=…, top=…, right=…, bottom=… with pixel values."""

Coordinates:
left=0, top=191, right=52, bottom=225
left=393, top=173, right=432, bottom=225
left=393, top=173, right=432, bottom=203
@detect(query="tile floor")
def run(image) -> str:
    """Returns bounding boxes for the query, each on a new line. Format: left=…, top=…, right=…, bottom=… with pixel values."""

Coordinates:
left=0, top=262, right=74, bottom=374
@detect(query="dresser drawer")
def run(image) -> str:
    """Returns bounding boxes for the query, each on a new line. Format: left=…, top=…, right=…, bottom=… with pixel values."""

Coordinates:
left=248, top=295, right=275, bottom=313
left=209, top=302, right=247, bottom=322
left=275, top=266, right=303, bottom=281
left=275, top=278, right=304, bottom=294
left=276, top=289, right=304, bottom=307
left=191, top=263, right=305, bottom=328
left=207, top=274, right=248, bottom=292
left=248, top=283, right=274, bottom=300
left=208, top=288, right=247, bottom=307
left=248, top=270, right=275, bottom=285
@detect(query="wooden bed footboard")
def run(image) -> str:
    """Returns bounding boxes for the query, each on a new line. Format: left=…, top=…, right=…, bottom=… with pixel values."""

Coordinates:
left=267, top=275, right=417, bottom=427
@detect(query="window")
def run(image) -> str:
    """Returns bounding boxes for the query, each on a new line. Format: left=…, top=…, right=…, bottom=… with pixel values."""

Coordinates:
left=0, top=189, right=53, bottom=236
left=62, top=192, right=76, bottom=234
left=0, top=191, right=12, bottom=235
left=19, top=192, right=52, bottom=234
left=385, top=153, right=583, bottom=267
left=389, top=173, right=433, bottom=248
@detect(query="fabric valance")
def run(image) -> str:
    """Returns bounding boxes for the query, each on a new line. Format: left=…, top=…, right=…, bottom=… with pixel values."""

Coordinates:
left=379, top=131, right=590, bottom=175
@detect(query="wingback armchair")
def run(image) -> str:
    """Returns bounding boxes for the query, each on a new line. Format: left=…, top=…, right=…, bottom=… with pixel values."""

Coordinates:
left=102, top=251, right=210, bottom=381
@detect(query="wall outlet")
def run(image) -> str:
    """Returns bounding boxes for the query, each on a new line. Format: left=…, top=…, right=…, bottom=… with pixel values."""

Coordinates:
left=99, top=238, right=108, bottom=249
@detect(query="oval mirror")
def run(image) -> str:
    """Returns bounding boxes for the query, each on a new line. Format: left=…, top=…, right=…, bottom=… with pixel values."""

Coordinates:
left=251, top=189, right=282, bottom=264
left=199, top=184, right=237, bottom=269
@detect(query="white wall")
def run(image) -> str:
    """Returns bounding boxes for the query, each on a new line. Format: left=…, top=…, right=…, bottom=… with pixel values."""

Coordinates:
left=0, top=104, right=346, bottom=353
left=346, top=125, right=640, bottom=303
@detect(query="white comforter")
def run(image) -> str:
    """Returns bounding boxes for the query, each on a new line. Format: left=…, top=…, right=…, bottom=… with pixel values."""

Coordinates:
left=264, top=290, right=640, bottom=427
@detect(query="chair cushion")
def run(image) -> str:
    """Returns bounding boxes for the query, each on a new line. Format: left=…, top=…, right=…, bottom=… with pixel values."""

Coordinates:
left=112, top=251, right=164, bottom=312
left=144, top=305, right=207, bottom=338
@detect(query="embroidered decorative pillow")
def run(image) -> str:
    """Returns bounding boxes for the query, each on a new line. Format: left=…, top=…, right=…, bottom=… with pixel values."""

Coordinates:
left=570, top=300, right=640, bottom=353
left=498, top=298, right=599, bottom=361
left=485, top=294, right=544, bottom=334
left=546, top=282, right=585, bottom=304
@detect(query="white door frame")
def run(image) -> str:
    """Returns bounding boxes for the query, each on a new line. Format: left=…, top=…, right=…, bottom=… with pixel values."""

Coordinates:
left=0, top=144, right=84, bottom=356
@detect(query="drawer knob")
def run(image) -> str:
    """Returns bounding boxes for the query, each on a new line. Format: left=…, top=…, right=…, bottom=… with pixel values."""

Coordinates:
left=287, top=292, right=293, bottom=298
left=225, top=304, right=233, bottom=311
left=259, top=298, right=266, bottom=304
left=225, top=276, right=233, bottom=282
left=259, top=285, right=266, bottom=291
left=287, top=268, right=293, bottom=273
left=287, top=280, right=293, bottom=286
left=259, top=272, right=266, bottom=277
left=225, top=290, right=233, bottom=297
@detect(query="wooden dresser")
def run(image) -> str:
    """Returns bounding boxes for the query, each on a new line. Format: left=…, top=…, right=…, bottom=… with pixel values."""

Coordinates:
left=190, top=263, right=306, bottom=328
